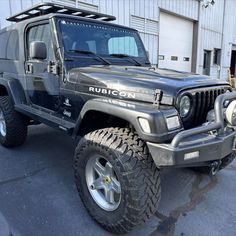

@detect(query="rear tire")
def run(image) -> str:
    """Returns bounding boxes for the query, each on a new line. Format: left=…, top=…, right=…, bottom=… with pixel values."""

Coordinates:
left=74, top=128, right=161, bottom=234
left=0, top=96, right=27, bottom=147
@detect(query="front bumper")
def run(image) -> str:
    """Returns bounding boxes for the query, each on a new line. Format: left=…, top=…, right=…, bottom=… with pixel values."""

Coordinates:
left=147, top=91, right=236, bottom=167
left=147, top=131, right=236, bottom=167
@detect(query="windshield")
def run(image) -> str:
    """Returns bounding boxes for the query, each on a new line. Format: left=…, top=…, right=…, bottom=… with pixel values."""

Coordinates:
left=58, top=19, right=147, bottom=61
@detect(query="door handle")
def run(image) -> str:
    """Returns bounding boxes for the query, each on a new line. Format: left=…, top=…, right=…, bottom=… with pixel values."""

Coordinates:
left=26, top=63, right=33, bottom=74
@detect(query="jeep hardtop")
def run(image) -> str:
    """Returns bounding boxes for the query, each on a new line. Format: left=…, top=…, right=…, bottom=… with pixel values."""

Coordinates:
left=0, top=2, right=235, bottom=234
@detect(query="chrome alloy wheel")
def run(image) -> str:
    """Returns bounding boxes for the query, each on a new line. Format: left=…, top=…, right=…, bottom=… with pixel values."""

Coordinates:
left=0, top=110, right=6, bottom=137
left=85, top=155, right=121, bottom=211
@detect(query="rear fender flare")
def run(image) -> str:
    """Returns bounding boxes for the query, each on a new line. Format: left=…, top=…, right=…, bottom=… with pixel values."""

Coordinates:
left=0, top=76, right=26, bottom=104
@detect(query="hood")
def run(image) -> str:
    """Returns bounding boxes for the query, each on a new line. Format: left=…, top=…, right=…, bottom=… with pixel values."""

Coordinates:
left=68, top=65, right=230, bottom=104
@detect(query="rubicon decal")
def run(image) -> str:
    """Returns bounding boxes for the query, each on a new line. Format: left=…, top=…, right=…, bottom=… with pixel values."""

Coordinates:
left=89, top=87, right=136, bottom=99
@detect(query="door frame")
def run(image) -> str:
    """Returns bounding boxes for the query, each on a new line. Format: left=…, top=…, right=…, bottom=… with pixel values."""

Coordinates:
left=24, top=19, right=61, bottom=110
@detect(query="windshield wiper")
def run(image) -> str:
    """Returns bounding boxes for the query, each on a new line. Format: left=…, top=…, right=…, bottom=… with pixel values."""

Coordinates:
left=68, top=49, right=111, bottom=65
left=109, top=53, right=142, bottom=66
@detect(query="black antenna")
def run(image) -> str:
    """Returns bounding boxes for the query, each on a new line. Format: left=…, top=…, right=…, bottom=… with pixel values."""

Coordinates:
left=7, top=2, right=116, bottom=23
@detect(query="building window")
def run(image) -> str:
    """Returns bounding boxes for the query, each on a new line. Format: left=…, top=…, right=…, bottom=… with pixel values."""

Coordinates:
left=171, top=56, right=178, bottom=61
left=213, top=48, right=221, bottom=65
left=203, top=50, right=211, bottom=75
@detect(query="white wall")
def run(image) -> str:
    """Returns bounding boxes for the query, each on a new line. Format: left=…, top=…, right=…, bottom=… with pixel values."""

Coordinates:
left=198, top=0, right=224, bottom=78
left=158, top=0, right=199, bottom=21
left=0, top=0, right=40, bottom=28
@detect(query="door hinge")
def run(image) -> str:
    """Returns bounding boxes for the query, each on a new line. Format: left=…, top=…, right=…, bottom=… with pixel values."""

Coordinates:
left=47, top=61, right=60, bottom=75
left=153, top=89, right=163, bottom=108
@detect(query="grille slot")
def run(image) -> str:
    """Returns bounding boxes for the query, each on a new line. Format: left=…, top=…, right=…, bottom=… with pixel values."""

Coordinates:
left=181, top=88, right=226, bottom=129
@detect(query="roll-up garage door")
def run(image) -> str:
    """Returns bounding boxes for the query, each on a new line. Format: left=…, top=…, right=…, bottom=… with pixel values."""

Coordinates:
left=158, top=12, right=193, bottom=72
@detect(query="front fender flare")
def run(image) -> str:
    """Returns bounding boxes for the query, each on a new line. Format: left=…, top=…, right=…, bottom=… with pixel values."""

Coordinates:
left=73, top=98, right=182, bottom=143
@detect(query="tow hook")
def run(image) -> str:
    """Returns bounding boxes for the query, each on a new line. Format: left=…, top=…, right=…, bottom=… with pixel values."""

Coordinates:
left=210, top=161, right=222, bottom=175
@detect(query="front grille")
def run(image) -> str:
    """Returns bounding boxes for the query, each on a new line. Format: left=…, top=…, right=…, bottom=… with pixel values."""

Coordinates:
left=181, top=87, right=228, bottom=129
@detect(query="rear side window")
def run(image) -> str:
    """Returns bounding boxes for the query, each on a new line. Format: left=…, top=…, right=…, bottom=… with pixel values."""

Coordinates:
left=7, top=31, right=19, bottom=60
left=0, top=30, right=19, bottom=60
left=0, top=31, right=10, bottom=59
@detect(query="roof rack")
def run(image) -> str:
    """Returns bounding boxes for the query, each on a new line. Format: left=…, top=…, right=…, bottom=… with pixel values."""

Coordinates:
left=6, top=2, right=116, bottom=23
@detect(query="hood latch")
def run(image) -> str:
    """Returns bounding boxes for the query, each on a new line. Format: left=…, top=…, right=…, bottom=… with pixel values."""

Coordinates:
left=153, top=89, right=163, bottom=108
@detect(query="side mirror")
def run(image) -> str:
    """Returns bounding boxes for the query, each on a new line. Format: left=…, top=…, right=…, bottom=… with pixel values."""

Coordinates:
left=30, top=41, right=47, bottom=60
left=146, top=50, right=150, bottom=59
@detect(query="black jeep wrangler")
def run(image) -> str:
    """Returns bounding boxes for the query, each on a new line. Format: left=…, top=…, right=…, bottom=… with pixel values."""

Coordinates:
left=0, top=2, right=235, bottom=234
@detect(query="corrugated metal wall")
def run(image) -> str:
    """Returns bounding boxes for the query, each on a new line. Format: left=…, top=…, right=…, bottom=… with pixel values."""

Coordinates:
left=221, top=0, right=236, bottom=79
left=1, top=0, right=236, bottom=79
left=198, top=0, right=225, bottom=78
left=158, top=0, right=199, bottom=21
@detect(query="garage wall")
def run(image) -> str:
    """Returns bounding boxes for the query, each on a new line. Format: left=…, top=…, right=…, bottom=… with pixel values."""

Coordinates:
left=221, top=0, right=236, bottom=79
left=82, top=0, right=158, bottom=23
left=158, top=0, right=198, bottom=21
left=0, top=0, right=77, bottom=29
left=198, top=0, right=225, bottom=78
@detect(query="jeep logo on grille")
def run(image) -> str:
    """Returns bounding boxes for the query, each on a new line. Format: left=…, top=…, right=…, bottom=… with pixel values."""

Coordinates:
left=89, top=87, right=136, bottom=99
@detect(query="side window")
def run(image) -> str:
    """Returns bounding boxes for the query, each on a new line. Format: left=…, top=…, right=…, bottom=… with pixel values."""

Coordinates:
left=27, top=24, right=54, bottom=60
left=108, top=36, right=138, bottom=57
left=7, top=31, right=19, bottom=60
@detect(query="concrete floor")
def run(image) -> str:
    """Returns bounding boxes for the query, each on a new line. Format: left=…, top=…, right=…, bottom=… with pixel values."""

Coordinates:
left=0, top=125, right=235, bottom=236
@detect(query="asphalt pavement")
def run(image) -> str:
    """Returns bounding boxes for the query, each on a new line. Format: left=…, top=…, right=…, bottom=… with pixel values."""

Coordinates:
left=0, top=125, right=235, bottom=236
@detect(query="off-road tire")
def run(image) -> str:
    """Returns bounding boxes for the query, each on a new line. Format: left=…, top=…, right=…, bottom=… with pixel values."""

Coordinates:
left=74, top=128, right=161, bottom=234
left=0, top=96, right=27, bottom=147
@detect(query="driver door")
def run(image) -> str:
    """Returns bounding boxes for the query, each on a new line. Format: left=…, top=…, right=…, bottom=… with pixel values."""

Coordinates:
left=25, top=23, right=60, bottom=111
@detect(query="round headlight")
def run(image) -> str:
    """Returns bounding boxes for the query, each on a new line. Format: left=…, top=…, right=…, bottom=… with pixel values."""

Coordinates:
left=179, top=95, right=191, bottom=118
